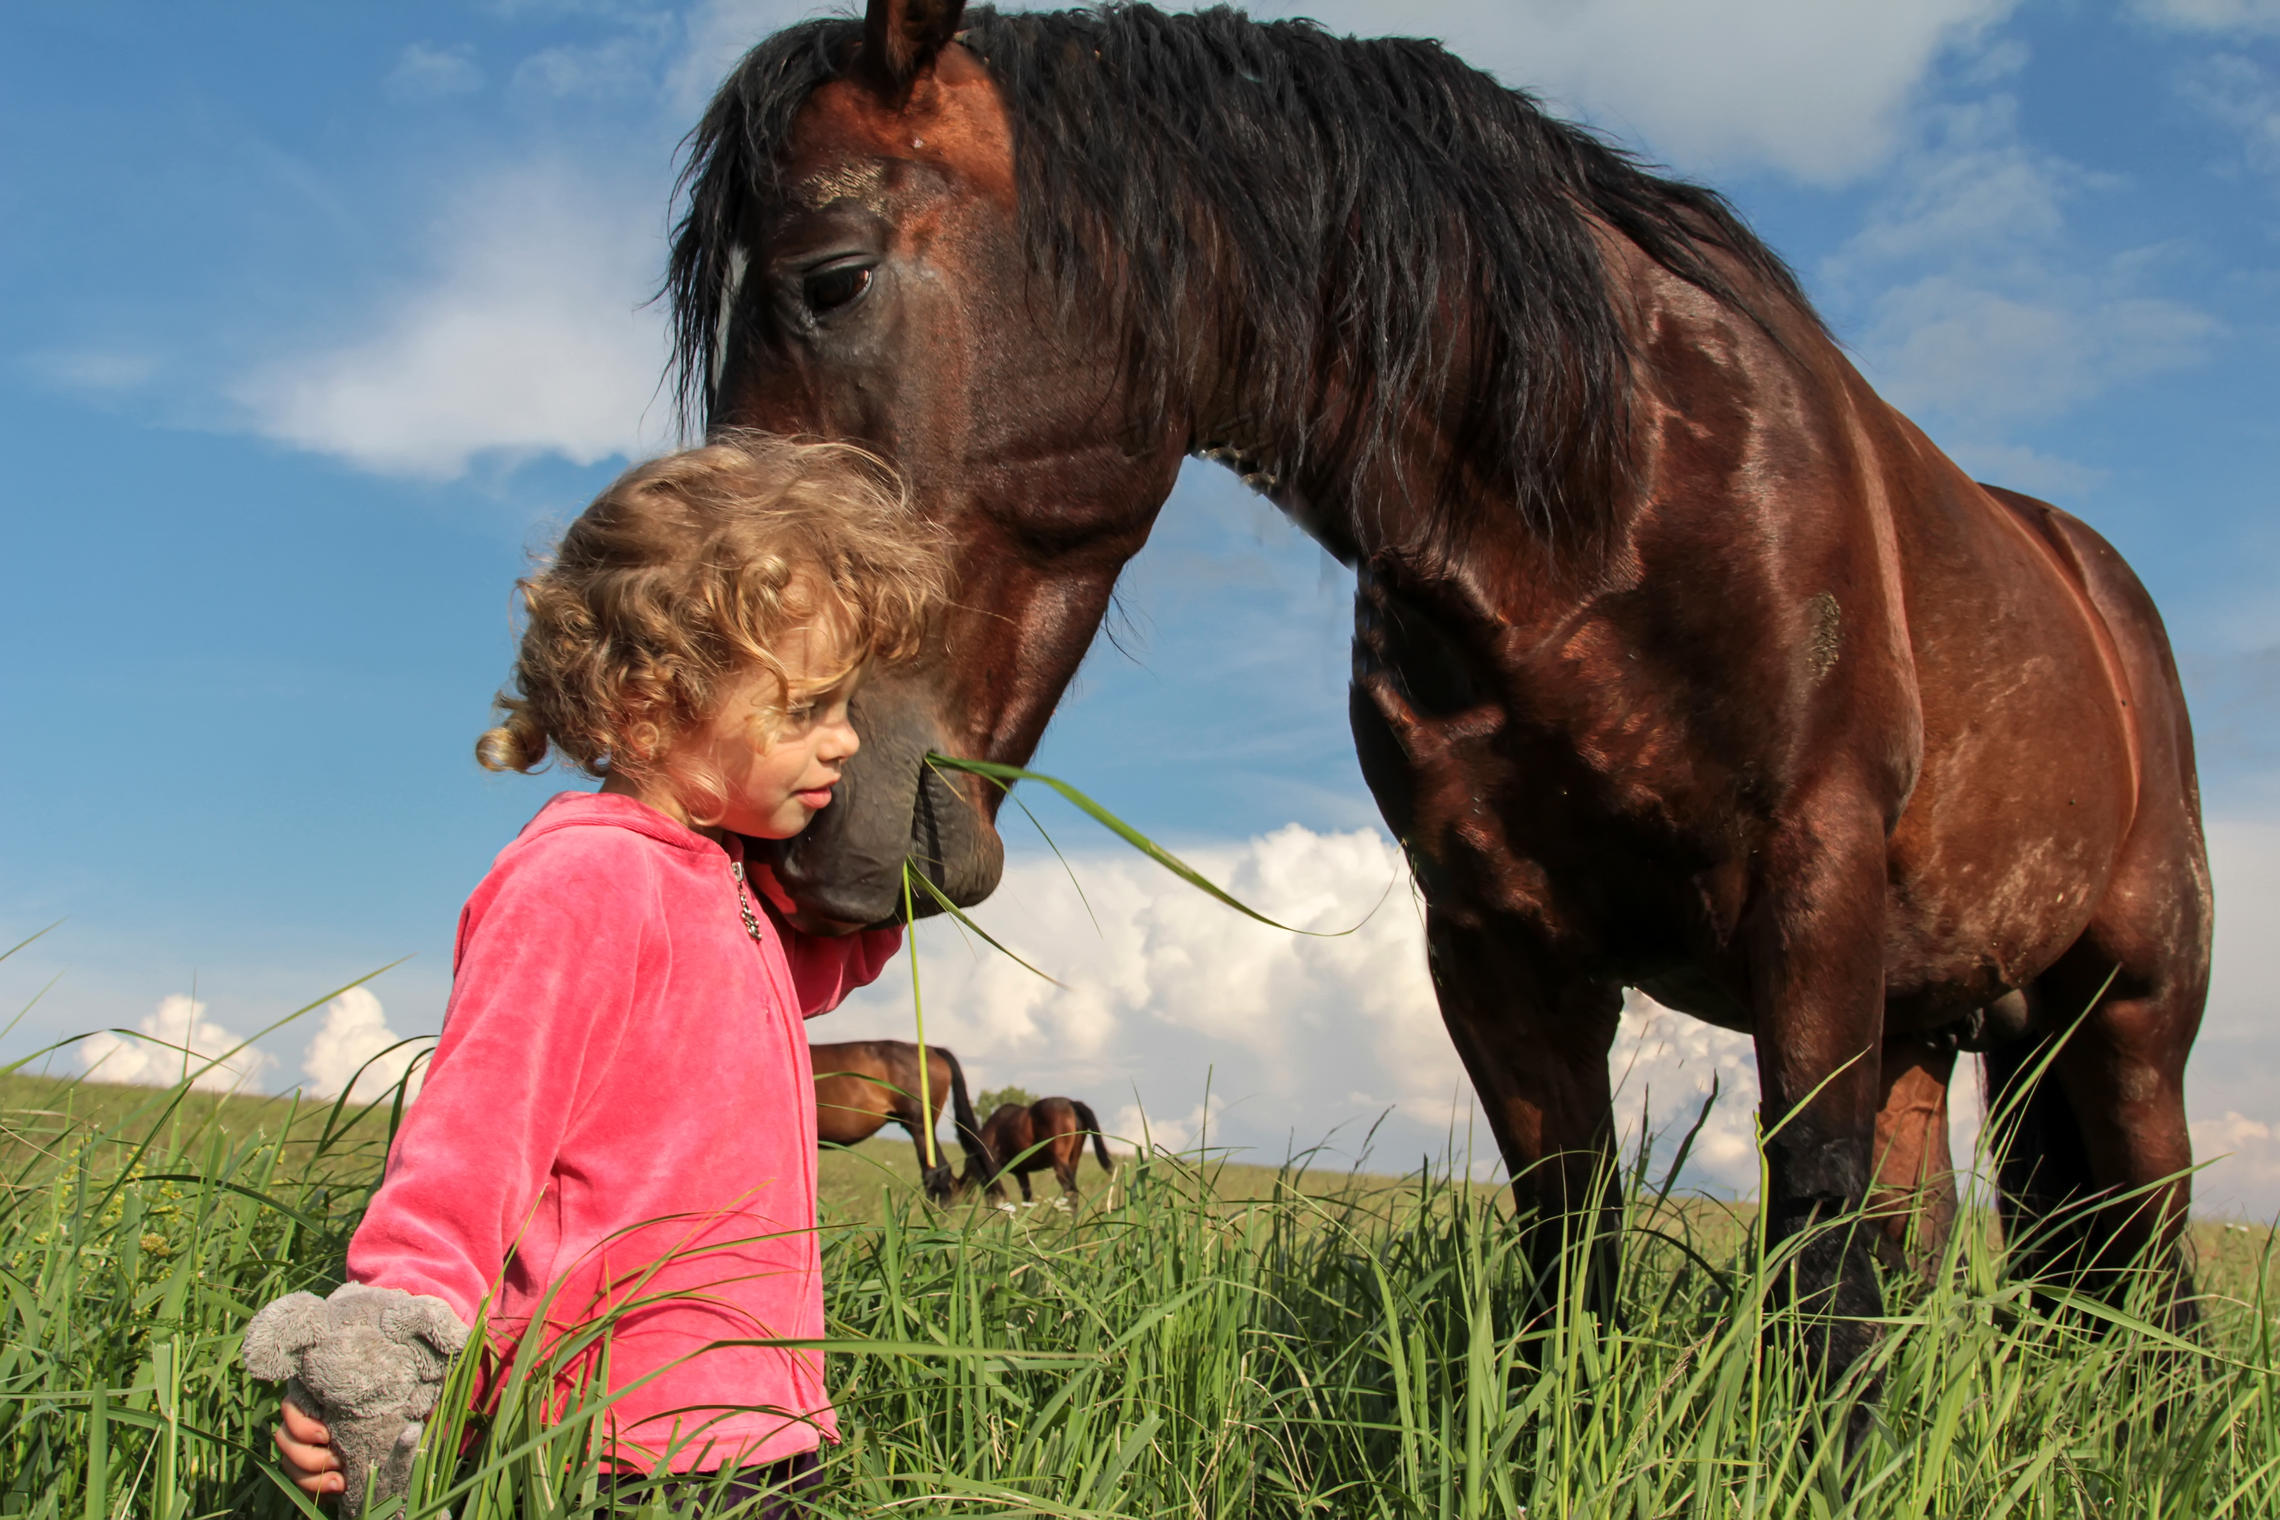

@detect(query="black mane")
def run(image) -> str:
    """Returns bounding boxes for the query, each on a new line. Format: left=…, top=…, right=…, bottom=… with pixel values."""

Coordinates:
left=669, top=3, right=1822, bottom=539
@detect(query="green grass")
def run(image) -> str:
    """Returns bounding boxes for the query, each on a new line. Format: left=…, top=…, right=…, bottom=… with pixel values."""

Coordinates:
left=4, top=1061, right=2278, bottom=1518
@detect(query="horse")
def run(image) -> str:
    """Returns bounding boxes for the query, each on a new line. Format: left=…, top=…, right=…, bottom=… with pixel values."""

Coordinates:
left=675, top=0, right=2211, bottom=1392
left=964, top=1096, right=1115, bottom=1203
left=811, top=1038, right=991, bottom=1202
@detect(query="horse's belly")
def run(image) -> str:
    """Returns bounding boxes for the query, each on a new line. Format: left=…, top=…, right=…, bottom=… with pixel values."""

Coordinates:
left=1882, top=661, right=2132, bottom=1020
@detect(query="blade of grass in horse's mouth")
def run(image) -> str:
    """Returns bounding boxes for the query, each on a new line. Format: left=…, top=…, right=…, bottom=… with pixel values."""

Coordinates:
left=922, top=752, right=1385, bottom=936
left=891, top=754, right=1396, bottom=1193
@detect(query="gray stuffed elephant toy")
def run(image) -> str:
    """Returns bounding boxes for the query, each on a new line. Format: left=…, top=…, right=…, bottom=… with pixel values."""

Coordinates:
left=242, top=1281, right=471, bottom=1518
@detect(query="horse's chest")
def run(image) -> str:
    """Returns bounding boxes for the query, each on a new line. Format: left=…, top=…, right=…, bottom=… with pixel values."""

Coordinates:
left=1349, top=584, right=1724, bottom=960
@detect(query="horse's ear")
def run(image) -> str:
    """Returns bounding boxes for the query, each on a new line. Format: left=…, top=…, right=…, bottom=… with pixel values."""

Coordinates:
left=863, top=0, right=967, bottom=96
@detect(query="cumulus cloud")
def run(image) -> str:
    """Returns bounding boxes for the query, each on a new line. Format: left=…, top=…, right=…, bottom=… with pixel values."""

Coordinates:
left=830, top=825, right=1460, bottom=1170
left=301, top=987, right=431, bottom=1104
left=229, top=162, right=676, bottom=479
left=79, top=994, right=274, bottom=1093
left=385, top=43, right=485, bottom=103
left=1245, top=0, right=2015, bottom=183
left=827, top=825, right=1933, bottom=1191
left=824, top=816, right=2272, bottom=1212
left=1112, top=1093, right=1227, bottom=1159
left=2193, top=1111, right=2280, bottom=1209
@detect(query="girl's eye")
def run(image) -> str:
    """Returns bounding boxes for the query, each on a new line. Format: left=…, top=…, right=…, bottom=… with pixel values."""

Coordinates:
left=802, top=263, right=873, bottom=315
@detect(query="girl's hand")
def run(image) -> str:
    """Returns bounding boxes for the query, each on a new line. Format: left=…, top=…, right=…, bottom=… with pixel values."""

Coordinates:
left=274, top=1399, right=344, bottom=1498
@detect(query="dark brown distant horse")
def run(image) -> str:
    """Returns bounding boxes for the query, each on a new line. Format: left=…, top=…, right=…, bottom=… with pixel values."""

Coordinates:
left=811, top=1039, right=990, bottom=1202
left=683, top=1, right=2211, bottom=1389
left=964, top=1097, right=1115, bottom=1203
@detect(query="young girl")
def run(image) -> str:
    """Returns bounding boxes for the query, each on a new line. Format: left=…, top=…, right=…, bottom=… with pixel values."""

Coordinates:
left=265, top=433, right=943, bottom=1512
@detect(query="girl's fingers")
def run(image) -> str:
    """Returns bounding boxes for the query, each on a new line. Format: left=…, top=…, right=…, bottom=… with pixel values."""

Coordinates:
left=274, top=1423, right=344, bottom=1478
left=279, top=1400, right=331, bottom=1444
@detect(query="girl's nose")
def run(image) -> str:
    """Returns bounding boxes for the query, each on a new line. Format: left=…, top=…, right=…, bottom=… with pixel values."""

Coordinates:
left=822, top=715, right=860, bottom=764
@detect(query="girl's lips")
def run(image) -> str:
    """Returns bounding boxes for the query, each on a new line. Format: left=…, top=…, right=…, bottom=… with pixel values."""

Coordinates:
left=795, top=787, right=835, bottom=809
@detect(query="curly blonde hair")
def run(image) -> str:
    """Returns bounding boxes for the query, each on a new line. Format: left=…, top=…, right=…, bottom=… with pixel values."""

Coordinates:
left=477, top=432, right=944, bottom=796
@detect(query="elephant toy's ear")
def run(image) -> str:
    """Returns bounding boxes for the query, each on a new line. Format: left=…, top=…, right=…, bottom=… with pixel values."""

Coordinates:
left=382, top=1293, right=472, bottom=1370
left=242, top=1293, right=328, bottom=1381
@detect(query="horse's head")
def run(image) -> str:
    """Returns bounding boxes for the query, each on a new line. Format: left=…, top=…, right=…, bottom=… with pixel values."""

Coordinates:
left=678, top=0, right=1187, bottom=928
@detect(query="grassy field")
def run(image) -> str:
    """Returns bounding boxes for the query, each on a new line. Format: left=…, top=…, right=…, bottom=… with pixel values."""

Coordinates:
left=3, top=1065, right=2277, bottom=1518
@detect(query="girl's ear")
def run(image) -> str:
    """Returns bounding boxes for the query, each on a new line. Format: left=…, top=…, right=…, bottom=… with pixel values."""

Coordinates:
left=863, top=0, right=968, bottom=97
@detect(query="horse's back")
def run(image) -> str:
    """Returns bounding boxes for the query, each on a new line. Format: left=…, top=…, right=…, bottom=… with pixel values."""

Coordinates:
left=813, top=1065, right=892, bottom=1145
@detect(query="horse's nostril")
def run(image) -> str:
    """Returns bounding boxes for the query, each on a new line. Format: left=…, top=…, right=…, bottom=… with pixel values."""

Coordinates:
left=908, top=762, right=1005, bottom=908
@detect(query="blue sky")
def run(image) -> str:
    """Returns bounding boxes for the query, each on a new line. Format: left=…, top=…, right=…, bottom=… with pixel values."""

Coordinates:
left=5, top=1, right=2279, bottom=1205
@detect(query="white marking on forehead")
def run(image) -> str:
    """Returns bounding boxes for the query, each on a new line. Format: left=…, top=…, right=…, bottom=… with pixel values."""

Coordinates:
left=793, top=162, right=888, bottom=209
left=710, top=244, right=750, bottom=404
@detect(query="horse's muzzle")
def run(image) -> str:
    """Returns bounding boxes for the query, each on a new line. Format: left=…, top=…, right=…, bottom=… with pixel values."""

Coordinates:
left=759, top=685, right=1005, bottom=931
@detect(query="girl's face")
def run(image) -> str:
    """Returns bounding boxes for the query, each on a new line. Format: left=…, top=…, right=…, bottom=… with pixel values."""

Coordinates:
left=681, top=624, right=862, bottom=840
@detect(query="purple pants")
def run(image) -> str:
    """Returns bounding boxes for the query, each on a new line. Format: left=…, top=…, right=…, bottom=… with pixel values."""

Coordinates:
left=602, top=1448, right=821, bottom=1517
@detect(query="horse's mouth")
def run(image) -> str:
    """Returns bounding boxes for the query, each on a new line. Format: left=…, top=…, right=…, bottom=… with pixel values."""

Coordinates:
left=762, top=701, right=1005, bottom=930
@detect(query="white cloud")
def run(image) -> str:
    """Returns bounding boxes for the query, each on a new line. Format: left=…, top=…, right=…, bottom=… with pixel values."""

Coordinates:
left=1244, top=0, right=2016, bottom=183
left=1112, top=1093, right=1226, bottom=1159
left=824, top=815, right=2278, bottom=1214
left=511, top=32, right=671, bottom=101
left=1825, top=98, right=2219, bottom=446
left=667, top=0, right=821, bottom=115
left=385, top=43, right=485, bottom=103
left=829, top=825, right=1463, bottom=1171
left=223, top=0, right=832, bottom=482
left=1860, top=277, right=2216, bottom=425
left=301, top=987, right=430, bottom=1104
left=229, top=162, right=676, bottom=479
left=23, top=347, right=160, bottom=395
left=2177, top=53, right=2280, bottom=178
left=79, top=994, right=274, bottom=1093
left=2135, top=0, right=2280, bottom=34
left=217, top=0, right=2027, bottom=480
left=828, top=827, right=1944, bottom=1192
left=1608, top=998, right=1986, bottom=1196
left=1933, top=440, right=2108, bottom=500
left=2192, top=1111, right=2280, bottom=1210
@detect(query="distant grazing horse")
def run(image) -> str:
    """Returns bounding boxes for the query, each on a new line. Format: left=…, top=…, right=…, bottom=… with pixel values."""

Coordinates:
left=966, top=1097, right=1115, bottom=1203
left=680, top=0, right=2211, bottom=1389
left=811, top=1039, right=990, bottom=1202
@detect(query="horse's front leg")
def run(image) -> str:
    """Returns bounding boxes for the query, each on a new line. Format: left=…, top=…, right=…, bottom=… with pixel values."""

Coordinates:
left=1426, top=906, right=1624, bottom=1317
left=1746, top=797, right=1890, bottom=1393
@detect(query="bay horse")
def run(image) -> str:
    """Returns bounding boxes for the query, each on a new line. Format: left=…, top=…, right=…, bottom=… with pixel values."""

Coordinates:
left=965, top=1096, right=1115, bottom=1203
left=677, top=0, right=2211, bottom=1387
left=811, top=1038, right=991, bottom=1202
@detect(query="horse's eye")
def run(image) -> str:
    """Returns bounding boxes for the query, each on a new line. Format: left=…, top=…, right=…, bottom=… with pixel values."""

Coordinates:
left=802, top=263, right=873, bottom=315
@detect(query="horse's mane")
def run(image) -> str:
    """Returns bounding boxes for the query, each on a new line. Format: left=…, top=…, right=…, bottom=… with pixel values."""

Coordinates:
left=668, top=3, right=1823, bottom=540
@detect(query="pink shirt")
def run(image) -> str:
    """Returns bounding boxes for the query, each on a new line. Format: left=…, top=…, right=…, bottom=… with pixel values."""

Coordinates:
left=347, top=791, right=901, bottom=1472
